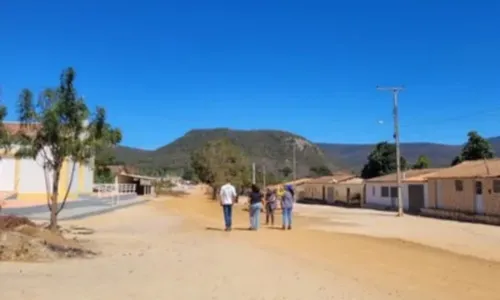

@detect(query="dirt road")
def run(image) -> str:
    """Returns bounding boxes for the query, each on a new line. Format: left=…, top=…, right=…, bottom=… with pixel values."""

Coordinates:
left=1, top=190, right=500, bottom=299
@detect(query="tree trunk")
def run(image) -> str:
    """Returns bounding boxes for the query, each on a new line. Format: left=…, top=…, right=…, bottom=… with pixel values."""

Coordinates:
left=212, top=186, right=217, bottom=200
left=50, top=167, right=61, bottom=231
left=57, top=161, right=77, bottom=214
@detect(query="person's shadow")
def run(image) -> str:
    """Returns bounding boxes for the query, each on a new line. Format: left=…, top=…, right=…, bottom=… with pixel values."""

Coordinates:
left=205, top=226, right=250, bottom=231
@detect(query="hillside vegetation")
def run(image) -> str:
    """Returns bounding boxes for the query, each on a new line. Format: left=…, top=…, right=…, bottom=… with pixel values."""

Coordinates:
left=111, top=128, right=500, bottom=175
left=113, top=128, right=333, bottom=177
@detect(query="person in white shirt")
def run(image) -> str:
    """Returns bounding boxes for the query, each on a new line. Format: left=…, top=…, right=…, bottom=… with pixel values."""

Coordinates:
left=219, top=181, right=237, bottom=231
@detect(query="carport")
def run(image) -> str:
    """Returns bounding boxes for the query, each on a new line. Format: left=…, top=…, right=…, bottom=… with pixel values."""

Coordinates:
left=116, top=173, right=154, bottom=195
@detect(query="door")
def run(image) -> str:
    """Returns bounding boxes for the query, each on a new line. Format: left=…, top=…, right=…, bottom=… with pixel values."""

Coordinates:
left=346, top=187, right=351, bottom=204
left=327, top=187, right=334, bottom=203
left=475, top=181, right=485, bottom=214
left=408, top=184, right=425, bottom=213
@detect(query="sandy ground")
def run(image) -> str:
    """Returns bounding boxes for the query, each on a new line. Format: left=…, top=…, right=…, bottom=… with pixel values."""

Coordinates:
left=2, top=188, right=500, bottom=299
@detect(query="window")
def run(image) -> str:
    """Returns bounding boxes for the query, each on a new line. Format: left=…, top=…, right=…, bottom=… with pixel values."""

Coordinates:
left=455, top=180, right=463, bottom=192
left=475, top=181, right=482, bottom=195
left=381, top=186, right=389, bottom=197
left=390, top=187, right=398, bottom=198
left=493, top=180, right=500, bottom=193
left=372, top=186, right=375, bottom=196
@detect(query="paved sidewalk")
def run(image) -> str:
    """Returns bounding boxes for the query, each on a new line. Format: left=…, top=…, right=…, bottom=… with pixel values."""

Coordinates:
left=0, top=194, right=150, bottom=221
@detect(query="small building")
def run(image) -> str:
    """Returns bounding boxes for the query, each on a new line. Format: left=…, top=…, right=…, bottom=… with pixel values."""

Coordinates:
left=300, top=173, right=364, bottom=205
left=115, top=173, right=155, bottom=195
left=425, top=159, right=500, bottom=217
left=365, top=168, right=441, bottom=212
left=0, top=122, right=94, bottom=204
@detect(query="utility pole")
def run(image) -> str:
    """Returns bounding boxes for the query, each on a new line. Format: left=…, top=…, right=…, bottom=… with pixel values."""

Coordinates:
left=292, top=143, right=297, bottom=181
left=262, top=165, right=266, bottom=188
left=377, top=86, right=404, bottom=217
left=252, top=162, right=256, bottom=184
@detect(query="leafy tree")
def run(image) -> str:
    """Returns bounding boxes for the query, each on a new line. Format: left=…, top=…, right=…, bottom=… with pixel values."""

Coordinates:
left=15, top=67, right=121, bottom=230
left=412, top=155, right=430, bottom=169
left=181, top=167, right=196, bottom=181
left=309, top=165, right=333, bottom=177
left=279, top=166, right=293, bottom=178
left=191, top=138, right=248, bottom=199
left=0, top=101, right=9, bottom=151
left=94, top=148, right=117, bottom=183
left=360, top=142, right=407, bottom=179
left=451, top=131, right=494, bottom=166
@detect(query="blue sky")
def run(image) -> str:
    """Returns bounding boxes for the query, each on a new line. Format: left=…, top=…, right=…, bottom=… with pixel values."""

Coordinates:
left=1, top=0, right=500, bottom=149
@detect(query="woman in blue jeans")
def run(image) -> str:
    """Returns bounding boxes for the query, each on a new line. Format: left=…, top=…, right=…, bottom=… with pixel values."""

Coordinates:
left=281, top=184, right=294, bottom=230
left=248, top=184, right=263, bottom=230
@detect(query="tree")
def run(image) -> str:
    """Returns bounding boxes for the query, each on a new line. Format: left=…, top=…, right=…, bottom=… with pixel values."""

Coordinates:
left=451, top=131, right=494, bottom=166
left=181, top=167, right=196, bottom=181
left=0, top=101, right=9, bottom=152
left=279, top=166, right=293, bottom=178
left=309, top=165, right=333, bottom=177
left=191, top=138, right=248, bottom=199
left=412, top=155, right=430, bottom=169
left=15, top=67, right=122, bottom=231
left=94, top=148, right=117, bottom=183
left=360, top=142, right=407, bottom=179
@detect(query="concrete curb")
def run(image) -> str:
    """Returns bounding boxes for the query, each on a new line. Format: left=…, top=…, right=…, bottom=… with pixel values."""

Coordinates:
left=29, top=199, right=151, bottom=221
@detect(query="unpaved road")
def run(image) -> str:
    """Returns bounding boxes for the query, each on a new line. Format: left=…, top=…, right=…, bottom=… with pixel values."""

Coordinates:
left=1, top=191, right=500, bottom=299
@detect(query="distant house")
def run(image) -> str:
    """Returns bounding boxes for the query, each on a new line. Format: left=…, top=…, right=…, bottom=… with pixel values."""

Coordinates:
left=300, top=173, right=364, bottom=205
left=425, top=159, right=500, bottom=216
left=365, top=168, right=441, bottom=212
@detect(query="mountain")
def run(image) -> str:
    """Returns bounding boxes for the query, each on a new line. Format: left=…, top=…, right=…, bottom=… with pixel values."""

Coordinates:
left=113, top=128, right=333, bottom=177
left=318, top=138, right=500, bottom=170
left=112, top=128, right=500, bottom=175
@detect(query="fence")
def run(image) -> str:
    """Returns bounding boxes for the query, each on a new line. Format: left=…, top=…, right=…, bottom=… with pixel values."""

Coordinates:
left=92, top=183, right=136, bottom=205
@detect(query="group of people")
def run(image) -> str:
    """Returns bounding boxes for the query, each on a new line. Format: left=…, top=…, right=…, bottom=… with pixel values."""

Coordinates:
left=219, top=180, right=295, bottom=231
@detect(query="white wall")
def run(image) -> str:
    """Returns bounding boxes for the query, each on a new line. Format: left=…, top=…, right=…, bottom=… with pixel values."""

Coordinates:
left=18, top=159, right=52, bottom=193
left=0, top=158, right=16, bottom=191
left=366, top=182, right=430, bottom=210
left=365, top=182, right=409, bottom=210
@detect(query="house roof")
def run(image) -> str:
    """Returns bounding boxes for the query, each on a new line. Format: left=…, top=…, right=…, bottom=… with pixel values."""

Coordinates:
left=366, top=168, right=442, bottom=183
left=2, top=122, right=41, bottom=136
left=426, top=159, right=500, bottom=179
left=307, top=173, right=358, bottom=184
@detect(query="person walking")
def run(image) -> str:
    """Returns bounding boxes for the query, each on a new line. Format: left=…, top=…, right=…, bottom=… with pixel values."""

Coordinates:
left=264, top=188, right=277, bottom=226
left=219, top=180, right=237, bottom=231
left=281, top=184, right=295, bottom=230
left=248, top=184, right=263, bottom=230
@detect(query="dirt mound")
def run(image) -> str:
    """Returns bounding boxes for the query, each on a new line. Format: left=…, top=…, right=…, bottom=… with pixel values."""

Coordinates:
left=0, top=215, right=97, bottom=262
left=0, top=215, right=36, bottom=230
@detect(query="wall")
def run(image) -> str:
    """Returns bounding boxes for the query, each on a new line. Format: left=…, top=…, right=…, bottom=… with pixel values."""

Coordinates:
left=0, top=158, right=16, bottom=192
left=365, top=182, right=411, bottom=210
left=482, top=178, right=500, bottom=215
left=428, top=178, right=500, bottom=216
left=300, top=182, right=364, bottom=204
left=427, top=178, right=474, bottom=213
left=333, top=183, right=364, bottom=203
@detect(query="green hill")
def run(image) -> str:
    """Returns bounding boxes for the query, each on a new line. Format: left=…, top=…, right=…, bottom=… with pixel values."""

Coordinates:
left=113, top=128, right=334, bottom=177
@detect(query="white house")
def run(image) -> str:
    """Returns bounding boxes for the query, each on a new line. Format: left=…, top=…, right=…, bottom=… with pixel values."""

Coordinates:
left=364, top=168, right=441, bottom=213
left=0, top=122, right=94, bottom=204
